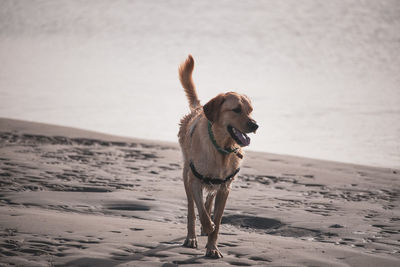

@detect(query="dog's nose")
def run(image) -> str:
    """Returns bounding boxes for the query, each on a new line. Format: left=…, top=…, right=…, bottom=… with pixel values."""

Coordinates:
left=247, top=119, right=259, bottom=132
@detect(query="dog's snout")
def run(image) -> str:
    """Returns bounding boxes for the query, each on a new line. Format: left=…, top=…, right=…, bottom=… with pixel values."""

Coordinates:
left=247, top=119, right=259, bottom=132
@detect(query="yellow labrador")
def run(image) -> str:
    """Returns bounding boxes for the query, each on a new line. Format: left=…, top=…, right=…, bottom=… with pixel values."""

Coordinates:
left=178, top=55, right=258, bottom=258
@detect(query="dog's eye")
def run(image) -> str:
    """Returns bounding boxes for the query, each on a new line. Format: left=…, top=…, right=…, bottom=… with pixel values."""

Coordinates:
left=232, top=107, right=242, bottom=113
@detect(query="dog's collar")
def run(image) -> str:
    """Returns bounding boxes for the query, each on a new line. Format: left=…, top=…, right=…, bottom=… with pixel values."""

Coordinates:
left=189, top=161, right=240, bottom=185
left=208, top=120, right=241, bottom=158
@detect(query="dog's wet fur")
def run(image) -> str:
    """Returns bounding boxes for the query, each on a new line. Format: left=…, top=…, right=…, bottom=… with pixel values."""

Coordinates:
left=178, top=55, right=258, bottom=258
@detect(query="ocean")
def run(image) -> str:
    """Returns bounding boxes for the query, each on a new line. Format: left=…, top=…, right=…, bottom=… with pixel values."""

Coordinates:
left=0, top=0, right=399, bottom=168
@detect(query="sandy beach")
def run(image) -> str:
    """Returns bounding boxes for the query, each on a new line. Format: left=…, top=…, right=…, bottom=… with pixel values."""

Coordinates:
left=0, top=117, right=399, bottom=267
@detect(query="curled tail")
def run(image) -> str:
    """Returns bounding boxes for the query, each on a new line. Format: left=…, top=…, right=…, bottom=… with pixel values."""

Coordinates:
left=179, top=54, right=200, bottom=111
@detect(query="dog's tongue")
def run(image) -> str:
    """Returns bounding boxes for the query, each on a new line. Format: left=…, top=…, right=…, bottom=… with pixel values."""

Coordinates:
left=233, top=128, right=250, bottom=147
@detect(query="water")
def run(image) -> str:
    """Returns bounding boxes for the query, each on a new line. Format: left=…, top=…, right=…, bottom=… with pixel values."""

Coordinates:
left=0, top=0, right=399, bottom=168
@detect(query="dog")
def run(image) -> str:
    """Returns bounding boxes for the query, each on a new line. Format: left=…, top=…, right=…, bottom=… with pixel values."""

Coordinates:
left=178, top=55, right=258, bottom=258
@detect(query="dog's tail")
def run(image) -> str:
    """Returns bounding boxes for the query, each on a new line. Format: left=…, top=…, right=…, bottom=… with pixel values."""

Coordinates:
left=179, top=54, right=200, bottom=111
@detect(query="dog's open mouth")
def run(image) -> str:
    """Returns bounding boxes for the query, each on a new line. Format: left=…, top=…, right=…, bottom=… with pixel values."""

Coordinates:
left=227, top=126, right=250, bottom=147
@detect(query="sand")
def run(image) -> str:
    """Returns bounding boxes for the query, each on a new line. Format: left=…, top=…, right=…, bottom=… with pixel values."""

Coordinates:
left=0, top=117, right=399, bottom=267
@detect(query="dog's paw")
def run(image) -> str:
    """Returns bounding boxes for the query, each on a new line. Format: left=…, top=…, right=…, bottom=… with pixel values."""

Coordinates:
left=205, top=246, right=223, bottom=259
left=201, top=220, right=215, bottom=235
left=183, top=237, right=198, bottom=248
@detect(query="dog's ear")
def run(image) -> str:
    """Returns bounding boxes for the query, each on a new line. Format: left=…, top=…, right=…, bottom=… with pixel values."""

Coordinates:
left=203, top=94, right=225, bottom=122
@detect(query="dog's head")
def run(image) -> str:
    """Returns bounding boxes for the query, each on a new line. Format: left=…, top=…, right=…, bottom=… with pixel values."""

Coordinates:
left=203, top=92, right=258, bottom=147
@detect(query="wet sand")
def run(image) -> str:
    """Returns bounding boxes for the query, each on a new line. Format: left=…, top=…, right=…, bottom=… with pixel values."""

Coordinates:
left=0, top=118, right=399, bottom=266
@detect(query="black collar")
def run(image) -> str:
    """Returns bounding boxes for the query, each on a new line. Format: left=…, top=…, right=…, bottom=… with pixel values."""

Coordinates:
left=189, top=161, right=240, bottom=186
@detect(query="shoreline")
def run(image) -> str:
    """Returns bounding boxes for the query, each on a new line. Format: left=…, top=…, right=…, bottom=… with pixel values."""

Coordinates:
left=0, top=117, right=399, bottom=266
left=1, top=117, right=397, bottom=172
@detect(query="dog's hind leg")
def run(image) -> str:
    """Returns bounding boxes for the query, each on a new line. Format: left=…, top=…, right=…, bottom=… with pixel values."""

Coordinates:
left=183, top=165, right=198, bottom=248
left=201, top=191, right=216, bottom=236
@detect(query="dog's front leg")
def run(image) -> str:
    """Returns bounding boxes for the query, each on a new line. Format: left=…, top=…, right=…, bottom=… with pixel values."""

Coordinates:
left=183, top=166, right=197, bottom=248
left=201, top=191, right=216, bottom=236
left=205, top=185, right=230, bottom=258
left=191, top=178, right=215, bottom=235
